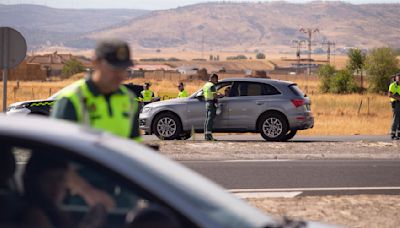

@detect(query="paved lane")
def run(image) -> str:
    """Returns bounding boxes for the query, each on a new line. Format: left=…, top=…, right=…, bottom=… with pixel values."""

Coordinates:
left=182, top=160, right=400, bottom=196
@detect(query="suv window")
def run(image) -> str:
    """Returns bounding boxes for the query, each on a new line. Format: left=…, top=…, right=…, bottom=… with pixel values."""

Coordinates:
left=263, top=84, right=281, bottom=95
left=232, top=82, right=280, bottom=97
left=289, top=84, right=305, bottom=97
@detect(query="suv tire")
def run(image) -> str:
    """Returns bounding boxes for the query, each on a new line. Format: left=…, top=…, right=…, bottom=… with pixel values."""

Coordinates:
left=259, top=113, right=288, bottom=141
left=153, top=113, right=182, bottom=140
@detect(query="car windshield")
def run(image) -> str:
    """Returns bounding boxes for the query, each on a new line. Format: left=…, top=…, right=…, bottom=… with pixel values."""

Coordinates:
left=48, top=82, right=78, bottom=99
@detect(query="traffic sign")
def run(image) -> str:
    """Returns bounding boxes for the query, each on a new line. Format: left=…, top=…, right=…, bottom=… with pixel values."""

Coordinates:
left=0, top=27, right=27, bottom=69
left=0, top=27, right=27, bottom=112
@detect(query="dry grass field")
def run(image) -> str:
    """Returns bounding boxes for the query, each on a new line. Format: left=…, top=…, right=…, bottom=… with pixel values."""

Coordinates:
left=1, top=73, right=392, bottom=136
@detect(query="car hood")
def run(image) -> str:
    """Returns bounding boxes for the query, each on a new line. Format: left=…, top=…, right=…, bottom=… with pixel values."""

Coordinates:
left=145, top=98, right=190, bottom=108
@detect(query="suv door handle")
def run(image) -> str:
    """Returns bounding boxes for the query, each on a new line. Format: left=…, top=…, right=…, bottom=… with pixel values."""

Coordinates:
left=256, top=101, right=264, bottom=105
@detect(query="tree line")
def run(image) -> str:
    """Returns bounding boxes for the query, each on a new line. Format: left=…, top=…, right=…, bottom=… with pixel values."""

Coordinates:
left=318, top=47, right=399, bottom=94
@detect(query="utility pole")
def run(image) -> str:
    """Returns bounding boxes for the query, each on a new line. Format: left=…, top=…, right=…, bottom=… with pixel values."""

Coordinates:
left=322, top=40, right=335, bottom=64
left=299, top=28, right=319, bottom=75
left=292, top=40, right=306, bottom=75
left=201, top=34, right=204, bottom=60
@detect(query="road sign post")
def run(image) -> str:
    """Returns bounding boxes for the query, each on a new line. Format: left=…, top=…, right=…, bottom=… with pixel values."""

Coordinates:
left=0, top=27, right=27, bottom=112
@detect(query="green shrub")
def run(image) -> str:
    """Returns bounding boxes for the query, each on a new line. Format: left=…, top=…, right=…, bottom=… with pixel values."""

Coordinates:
left=317, top=64, right=336, bottom=93
left=330, top=70, right=358, bottom=94
left=61, top=59, right=84, bottom=77
left=256, top=53, right=266, bottom=59
left=365, top=47, right=399, bottom=93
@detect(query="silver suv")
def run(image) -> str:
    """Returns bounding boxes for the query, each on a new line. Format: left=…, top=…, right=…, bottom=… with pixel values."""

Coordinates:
left=139, top=78, right=314, bottom=141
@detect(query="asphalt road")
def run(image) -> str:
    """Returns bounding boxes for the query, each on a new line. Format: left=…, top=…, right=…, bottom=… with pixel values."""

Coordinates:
left=182, top=160, right=400, bottom=196
left=143, top=134, right=392, bottom=142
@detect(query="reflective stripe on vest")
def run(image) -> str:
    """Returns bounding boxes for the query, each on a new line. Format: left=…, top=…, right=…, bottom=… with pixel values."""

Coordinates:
left=141, top=90, right=153, bottom=102
left=59, top=80, right=138, bottom=138
left=178, top=90, right=188, bottom=98
left=203, top=82, right=215, bottom=101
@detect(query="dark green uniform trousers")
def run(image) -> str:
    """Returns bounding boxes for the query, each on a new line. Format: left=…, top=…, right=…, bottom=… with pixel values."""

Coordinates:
left=204, top=101, right=217, bottom=138
left=391, top=101, right=400, bottom=137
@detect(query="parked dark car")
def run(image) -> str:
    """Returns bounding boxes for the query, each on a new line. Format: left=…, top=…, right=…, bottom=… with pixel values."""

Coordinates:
left=6, top=83, right=142, bottom=116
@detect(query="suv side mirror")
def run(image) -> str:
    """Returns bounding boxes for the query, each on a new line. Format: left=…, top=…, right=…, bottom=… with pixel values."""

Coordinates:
left=195, top=91, right=204, bottom=100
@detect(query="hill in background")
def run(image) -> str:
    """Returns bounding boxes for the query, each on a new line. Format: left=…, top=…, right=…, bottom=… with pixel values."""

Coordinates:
left=1, top=2, right=400, bottom=53
left=0, top=4, right=149, bottom=50
left=86, top=1, right=400, bottom=52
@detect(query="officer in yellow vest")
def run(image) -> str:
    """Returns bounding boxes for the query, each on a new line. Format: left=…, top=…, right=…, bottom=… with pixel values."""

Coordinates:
left=177, top=82, right=188, bottom=98
left=51, top=39, right=141, bottom=142
left=203, top=73, right=219, bottom=141
left=140, top=82, right=155, bottom=106
left=389, top=73, right=400, bottom=140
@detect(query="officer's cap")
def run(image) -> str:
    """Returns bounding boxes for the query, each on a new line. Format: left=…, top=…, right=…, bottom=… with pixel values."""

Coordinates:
left=95, top=39, right=133, bottom=69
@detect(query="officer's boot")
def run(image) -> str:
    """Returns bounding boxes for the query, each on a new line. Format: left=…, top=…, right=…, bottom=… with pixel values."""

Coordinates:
left=391, top=132, right=399, bottom=140
left=205, top=134, right=217, bottom=141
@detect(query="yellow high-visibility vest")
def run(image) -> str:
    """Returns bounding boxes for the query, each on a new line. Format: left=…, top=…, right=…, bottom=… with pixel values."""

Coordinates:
left=141, top=90, right=154, bottom=102
left=202, top=82, right=215, bottom=101
left=178, top=90, right=188, bottom=98
left=56, top=79, right=140, bottom=141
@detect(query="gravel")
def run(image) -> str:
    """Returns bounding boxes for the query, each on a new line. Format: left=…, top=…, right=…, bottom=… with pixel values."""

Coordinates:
left=152, top=140, right=400, bottom=161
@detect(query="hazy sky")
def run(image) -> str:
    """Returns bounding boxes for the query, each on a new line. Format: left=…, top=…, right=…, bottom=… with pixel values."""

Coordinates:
left=0, top=0, right=399, bottom=10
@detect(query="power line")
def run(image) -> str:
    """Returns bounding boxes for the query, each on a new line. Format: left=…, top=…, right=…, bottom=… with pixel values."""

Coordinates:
left=322, top=40, right=335, bottom=64
left=291, top=39, right=306, bottom=75
left=299, top=27, right=319, bottom=75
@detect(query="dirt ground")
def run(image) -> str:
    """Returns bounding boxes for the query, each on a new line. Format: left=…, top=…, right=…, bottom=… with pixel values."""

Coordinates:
left=248, top=195, right=400, bottom=228
left=149, top=140, right=400, bottom=228
left=153, top=140, right=400, bottom=161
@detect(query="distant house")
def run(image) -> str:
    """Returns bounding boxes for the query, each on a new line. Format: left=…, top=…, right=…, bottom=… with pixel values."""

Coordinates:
left=7, top=60, right=47, bottom=81
left=176, top=66, right=199, bottom=75
left=27, top=52, right=91, bottom=77
left=131, top=64, right=174, bottom=71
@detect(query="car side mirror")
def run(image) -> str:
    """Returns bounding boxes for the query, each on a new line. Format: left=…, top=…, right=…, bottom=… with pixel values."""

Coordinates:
left=195, top=93, right=204, bottom=101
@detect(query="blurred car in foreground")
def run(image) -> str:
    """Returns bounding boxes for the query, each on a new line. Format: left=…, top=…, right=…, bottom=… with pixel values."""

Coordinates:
left=0, top=116, right=336, bottom=228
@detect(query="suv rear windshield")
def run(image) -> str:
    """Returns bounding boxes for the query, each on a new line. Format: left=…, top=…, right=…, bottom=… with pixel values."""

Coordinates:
left=289, top=84, right=305, bottom=97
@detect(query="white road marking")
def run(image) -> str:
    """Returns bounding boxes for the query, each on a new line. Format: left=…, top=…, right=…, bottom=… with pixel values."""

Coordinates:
left=234, top=191, right=303, bottom=199
left=182, top=159, right=293, bottom=163
left=229, top=186, right=400, bottom=193
left=219, top=159, right=294, bottom=163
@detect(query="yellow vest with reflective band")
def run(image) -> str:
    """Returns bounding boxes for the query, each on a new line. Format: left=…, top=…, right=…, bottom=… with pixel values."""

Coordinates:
left=141, top=90, right=154, bottom=102
left=178, top=90, right=188, bottom=98
left=58, top=80, right=139, bottom=140
left=203, top=82, right=215, bottom=101
left=389, top=82, right=400, bottom=102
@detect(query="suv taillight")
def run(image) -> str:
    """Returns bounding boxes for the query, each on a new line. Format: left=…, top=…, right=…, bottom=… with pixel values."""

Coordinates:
left=291, top=99, right=305, bottom=108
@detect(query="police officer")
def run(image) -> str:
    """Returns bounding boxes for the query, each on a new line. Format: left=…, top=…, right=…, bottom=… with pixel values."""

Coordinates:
left=51, top=39, right=141, bottom=142
left=140, top=82, right=155, bottom=106
left=177, top=82, right=188, bottom=98
left=389, top=73, right=400, bottom=140
left=203, top=73, right=219, bottom=141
